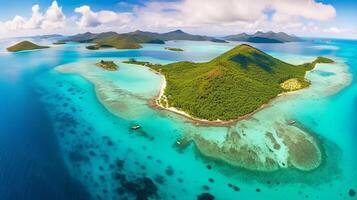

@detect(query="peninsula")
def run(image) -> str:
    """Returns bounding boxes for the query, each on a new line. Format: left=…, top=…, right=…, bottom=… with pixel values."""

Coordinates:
left=6, top=41, right=49, bottom=52
left=127, top=44, right=334, bottom=122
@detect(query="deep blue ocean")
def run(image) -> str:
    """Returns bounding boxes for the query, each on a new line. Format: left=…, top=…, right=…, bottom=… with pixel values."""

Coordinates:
left=0, top=38, right=356, bottom=200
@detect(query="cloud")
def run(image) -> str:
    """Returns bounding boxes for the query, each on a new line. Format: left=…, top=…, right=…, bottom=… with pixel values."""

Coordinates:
left=1, top=0, right=353, bottom=39
left=4, top=1, right=65, bottom=31
left=272, top=0, right=336, bottom=23
left=133, top=0, right=335, bottom=26
left=74, top=5, right=132, bottom=28
left=42, top=1, right=66, bottom=29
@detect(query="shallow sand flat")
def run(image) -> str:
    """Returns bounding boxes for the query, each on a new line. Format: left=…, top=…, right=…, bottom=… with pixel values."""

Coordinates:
left=56, top=56, right=351, bottom=172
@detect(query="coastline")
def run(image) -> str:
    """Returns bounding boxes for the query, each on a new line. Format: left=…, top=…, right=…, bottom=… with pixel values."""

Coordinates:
left=151, top=74, right=299, bottom=126
left=149, top=60, right=352, bottom=126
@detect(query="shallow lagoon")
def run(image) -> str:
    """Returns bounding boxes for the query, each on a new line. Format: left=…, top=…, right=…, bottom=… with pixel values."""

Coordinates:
left=1, top=39, right=357, bottom=199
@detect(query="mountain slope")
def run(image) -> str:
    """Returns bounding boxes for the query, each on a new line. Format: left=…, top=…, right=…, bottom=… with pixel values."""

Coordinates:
left=61, top=30, right=227, bottom=50
left=146, top=44, right=331, bottom=121
left=224, top=31, right=302, bottom=43
left=6, top=41, right=49, bottom=52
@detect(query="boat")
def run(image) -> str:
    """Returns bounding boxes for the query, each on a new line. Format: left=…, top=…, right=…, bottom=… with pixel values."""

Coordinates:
left=131, top=125, right=141, bottom=130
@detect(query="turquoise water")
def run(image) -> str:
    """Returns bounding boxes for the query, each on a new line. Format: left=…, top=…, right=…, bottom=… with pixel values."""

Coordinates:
left=1, top=39, right=356, bottom=200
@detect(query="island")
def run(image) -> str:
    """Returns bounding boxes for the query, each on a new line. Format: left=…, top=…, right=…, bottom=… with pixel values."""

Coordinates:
left=6, top=41, right=49, bottom=52
left=165, top=47, right=184, bottom=51
left=127, top=44, right=334, bottom=122
left=96, top=60, right=118, bottom=71
left=53, top=41, right=66, bottom=45
left=61, top=29, right=228, bottom=50
left=224, top=31, right=302, bottom=43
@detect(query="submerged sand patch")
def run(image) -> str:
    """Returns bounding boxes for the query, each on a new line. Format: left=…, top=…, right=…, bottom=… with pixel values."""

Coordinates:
left=187, top=121, right=321, bottom=172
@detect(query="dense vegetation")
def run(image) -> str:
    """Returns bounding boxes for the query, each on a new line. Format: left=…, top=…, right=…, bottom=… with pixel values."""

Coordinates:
left=60, top=30, right=227, bottom=50
left=224, top=31, right=302, bottom=43
left=138, top=44, right=333, bottom=121
left=86, top=36, right=142, bottom=50
left=96, top=60, right=118, bottom=71
left=314, top=56, right=335, bottom=64
left=123, top=59, right=162, bottom=69
left=7, top=41, right=49, bottom=52
left=165, top=47, right=184, bottom=51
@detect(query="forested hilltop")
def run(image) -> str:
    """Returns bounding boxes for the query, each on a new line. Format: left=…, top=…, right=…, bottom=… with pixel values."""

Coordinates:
left=60, top=30, right=227, bottom=50
left=6, top=41, right=49, bottom=52
left=133, top=44, right=334, bottom=121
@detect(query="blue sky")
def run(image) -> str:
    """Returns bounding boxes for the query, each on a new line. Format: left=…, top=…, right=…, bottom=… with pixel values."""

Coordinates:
left=0, top=0, right=356, bottom=39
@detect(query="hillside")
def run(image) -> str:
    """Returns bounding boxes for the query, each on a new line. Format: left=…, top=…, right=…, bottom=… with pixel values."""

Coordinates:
left=224, top=31, right=302, bottom=43
left=6, top=41, right=49, bottom=52
left=60, top=30, right=227, bottom=50
left=142, top=44, right=332, bottom=121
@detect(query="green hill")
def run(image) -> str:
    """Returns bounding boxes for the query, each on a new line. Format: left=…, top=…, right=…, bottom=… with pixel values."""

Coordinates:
left=61, top=30, right=227, bottom=50
left=144, top=44, right=333, bottom=121
left=224, top=31, right=302, bottom=43
left=86, top=36, right=142, bottom=50
left=7, top=41, right=49, bottom=52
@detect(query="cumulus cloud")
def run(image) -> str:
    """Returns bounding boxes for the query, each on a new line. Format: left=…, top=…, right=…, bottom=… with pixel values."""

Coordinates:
left=4, top=1, right=65, bottom=30
left=272, top=0, right=336, bottom=23
left=74, top=5, right=132, bottom=28
left=132, top=0, right=335, bottom=26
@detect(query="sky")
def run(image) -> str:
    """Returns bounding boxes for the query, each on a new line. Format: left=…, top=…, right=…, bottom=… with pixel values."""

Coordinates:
left=0, top=0, right=356, bottom=39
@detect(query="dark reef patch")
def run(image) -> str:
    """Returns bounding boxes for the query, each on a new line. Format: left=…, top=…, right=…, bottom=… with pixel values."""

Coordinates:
left=197, top=193, right=215, bottom=200
left=165, top=166, right=174, bottom=176
left=121, top=177, right=158, bottom=200
left=68, top=151, right=89, bottom=162
left=154, top=174, right=165, bottom=184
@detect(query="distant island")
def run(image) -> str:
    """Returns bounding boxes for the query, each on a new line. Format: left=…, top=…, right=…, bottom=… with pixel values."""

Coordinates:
left=165, top=47, right=184, bottom=52
left=96, top=60, right=118, bottom=71
left=224, top=31, right=302, bottom=43
left=53, top=41, right=66, bottom=45
left=6, top=41, right=49, bottom=52
left=126, top=44, right=334, bottom=122
left=60, top=29, right=227, bottom=50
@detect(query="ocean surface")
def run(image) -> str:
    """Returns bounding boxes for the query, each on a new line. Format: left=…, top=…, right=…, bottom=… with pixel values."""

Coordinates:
left=0, top=38, right=356, bottom=200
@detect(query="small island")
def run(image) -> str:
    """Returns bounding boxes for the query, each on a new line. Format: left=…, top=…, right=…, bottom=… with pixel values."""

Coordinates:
left=6, top=41, right=49, bottom=52
left=96, top=60, right=118, bottom=71
left=128, top=44, right=334, bottom=122
left=53, top=41, right=66, bottom=45
left=165, top=47, right=184, bottom=52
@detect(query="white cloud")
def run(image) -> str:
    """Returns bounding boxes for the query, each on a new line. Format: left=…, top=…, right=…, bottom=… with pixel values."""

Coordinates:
left=74, top=5, right=132, bottom=28
left=4, top=1, right=65, bottom=31
left=132, top=0, right=335, bottom=27
left=41, top=1, right=66, bottom=29
left=1, top=0, right=355, bottom=39
left=272, top=0, right=336, bottom=23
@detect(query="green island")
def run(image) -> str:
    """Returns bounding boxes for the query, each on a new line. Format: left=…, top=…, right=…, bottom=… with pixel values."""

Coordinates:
left=62, top=30, right=227, bottom=50
left=126, top=44, right=334, bottom=121
left=96, top=60, right=118, bottom=71
left=6, top=41, right=49, bottom=52
left=165, top=47, right=184, bottom=51
left=53, top=41, right=66, bottom=45
left=86, top=37, right=142, bottom=50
